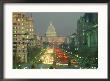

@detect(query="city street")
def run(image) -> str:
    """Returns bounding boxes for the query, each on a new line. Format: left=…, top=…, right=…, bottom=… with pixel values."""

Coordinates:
left=13, top=12, right=98, bottom=69
left=14, top=45, right=97, bottom=69
left=17, top=46, right=80, bottom=69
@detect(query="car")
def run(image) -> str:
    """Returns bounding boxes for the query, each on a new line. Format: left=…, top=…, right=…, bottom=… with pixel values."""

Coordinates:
left=71, top=59, right=78, bottom=65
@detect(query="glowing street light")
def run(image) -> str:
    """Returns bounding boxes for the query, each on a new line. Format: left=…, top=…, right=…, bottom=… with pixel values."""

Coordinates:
left=75, top=54, right=79, bottom=57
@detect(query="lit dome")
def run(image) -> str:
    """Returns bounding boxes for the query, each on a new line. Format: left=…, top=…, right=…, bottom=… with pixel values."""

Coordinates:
left=46, top=22, right=57, bottom=36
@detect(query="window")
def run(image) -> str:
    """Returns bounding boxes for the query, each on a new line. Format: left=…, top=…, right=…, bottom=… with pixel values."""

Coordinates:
left=13, top=38, right=17, bottom=40
left=83, top=32, right=84, bottom=35
left=14, top=27, right=16, bottom=29
left=13, top=46, right=17, bottom=48
left=30, top=29, right=31, bottom=31
left=22, top=46, right=24, bottom=48
left=22, top=42, right=25, bottom=44
left=27, top=36, right=29, bottom=38
left=22, top=18, right=23, bottom=21
left=13, top=23, right=17, bottom=25
left=19, top=50, right=21, bottom=52
left=22, top=31, right=25, bottom=33
left=13, top=50, right=17, bottom=53
left=82, top=30, right=85, bottom=35
left=22, top=27, right=24, bottom=29
left=18, top=42, right=20, bottom=44
left=18, top=18, right=20, bottom=21
left=14, top=31, right=16, bottom=33
left=86, top=19, right=89, bottom=22
left=13, top=42, right=17, bottom=44
left=13, top=18, right=16, bottom=22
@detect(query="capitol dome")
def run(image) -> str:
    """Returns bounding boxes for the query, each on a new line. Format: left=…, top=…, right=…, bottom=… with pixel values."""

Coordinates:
left=46, top=22, right=57, bottom=37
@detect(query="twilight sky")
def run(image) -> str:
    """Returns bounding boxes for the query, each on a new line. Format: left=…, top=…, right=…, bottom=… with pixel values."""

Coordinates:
left=25, top=12, right=84, bottom=36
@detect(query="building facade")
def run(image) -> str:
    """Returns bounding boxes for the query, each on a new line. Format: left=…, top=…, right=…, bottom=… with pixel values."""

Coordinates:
left=46, top=22, right=57, bottom=37
left=13, top=12, right=37, bottom=63
left=45, top=22, right=66, bottom=47
left=77, top=13, right=98, bottom=57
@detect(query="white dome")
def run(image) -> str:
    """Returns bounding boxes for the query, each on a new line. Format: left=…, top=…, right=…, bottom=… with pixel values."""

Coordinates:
left=46, top=22, right=57, bottom=36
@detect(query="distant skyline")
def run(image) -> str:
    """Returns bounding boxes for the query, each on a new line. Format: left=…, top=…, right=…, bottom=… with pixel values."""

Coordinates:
left=25, top=12, right=84, bottom=36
